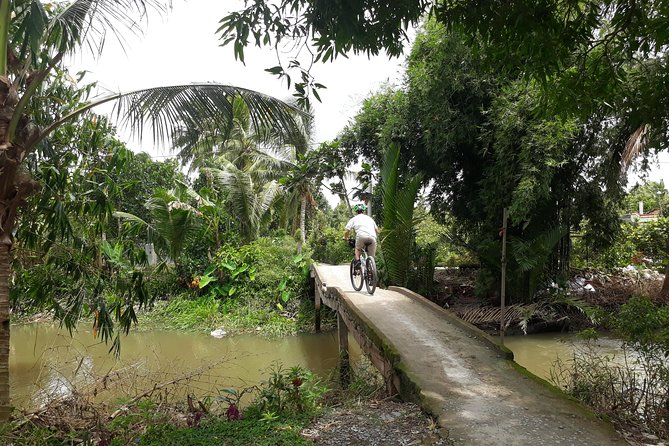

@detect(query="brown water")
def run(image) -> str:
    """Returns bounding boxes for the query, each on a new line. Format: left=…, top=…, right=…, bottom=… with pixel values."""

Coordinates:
left=10, top=324, right=359, bottom=410
left=10, top=324, right=625, bottom=411
left=504, top=333, right=625, bottom=382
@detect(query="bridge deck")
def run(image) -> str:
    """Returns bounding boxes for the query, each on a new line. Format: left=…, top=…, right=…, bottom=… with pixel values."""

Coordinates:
left=313, top=264, right=625, bottom=446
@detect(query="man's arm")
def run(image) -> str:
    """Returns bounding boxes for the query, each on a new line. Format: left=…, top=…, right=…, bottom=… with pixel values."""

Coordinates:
left=343, top=229, right=350, bottom=240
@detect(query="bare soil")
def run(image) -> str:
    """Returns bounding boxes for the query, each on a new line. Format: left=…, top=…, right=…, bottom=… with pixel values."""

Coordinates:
left=303, top=399, right=452, bottom=446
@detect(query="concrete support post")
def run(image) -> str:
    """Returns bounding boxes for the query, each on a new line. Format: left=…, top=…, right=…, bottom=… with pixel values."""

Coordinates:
left=338, top=313, right=350, bottom=388
left=314, top=287, right=321, bottom=333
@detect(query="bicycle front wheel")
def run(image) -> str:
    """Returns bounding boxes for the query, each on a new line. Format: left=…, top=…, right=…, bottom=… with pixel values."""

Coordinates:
left=350, top=259, right=363, bottom=291
left=365, top=257, right=377, bottom=295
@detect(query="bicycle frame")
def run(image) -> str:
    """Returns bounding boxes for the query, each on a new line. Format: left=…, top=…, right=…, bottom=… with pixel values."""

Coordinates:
left=349, top=241, right=377, bottom=294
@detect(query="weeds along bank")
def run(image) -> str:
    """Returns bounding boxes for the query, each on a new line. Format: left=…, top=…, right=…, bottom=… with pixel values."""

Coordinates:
left=1, top=355, right=402, bottom=446
left=549, top=296, right=669, bottom=444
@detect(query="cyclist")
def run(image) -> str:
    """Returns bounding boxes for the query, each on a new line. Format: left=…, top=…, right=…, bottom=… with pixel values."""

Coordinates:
left=342, top=203, right=380, bottom=267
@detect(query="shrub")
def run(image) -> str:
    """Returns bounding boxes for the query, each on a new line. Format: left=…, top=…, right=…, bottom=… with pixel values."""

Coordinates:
left=204, top=236, right=311, bottom=314
left=245, top=364, right=328, bottom=420
left=308, top=226, right=351, bottom=265
left=551, top=297, right=669, bottom=439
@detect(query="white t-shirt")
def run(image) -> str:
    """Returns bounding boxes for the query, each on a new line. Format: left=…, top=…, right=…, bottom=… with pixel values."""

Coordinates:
left=345, top=214, right=378, bottom=239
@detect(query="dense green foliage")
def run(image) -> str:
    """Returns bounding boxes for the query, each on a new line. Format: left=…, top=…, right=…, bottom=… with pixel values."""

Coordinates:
left=578, top=218, right=669, bottom=271
left=218, top=0, right=669, bottom=305
left=143, top=236, right=318, bottom=336
left=623, top=181, right=669, bottom=215
left=334, top=23, right=629, bottom=301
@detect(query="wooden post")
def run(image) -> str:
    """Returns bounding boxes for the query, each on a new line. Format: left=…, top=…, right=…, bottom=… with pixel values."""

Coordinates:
left=500, top=208, right=508, bottom=345
left=338, top=313, right=350, bottom=388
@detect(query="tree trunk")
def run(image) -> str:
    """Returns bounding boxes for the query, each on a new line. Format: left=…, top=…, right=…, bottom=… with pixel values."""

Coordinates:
left=0, top=76, right=40, bottom=421
left=0, top=243, right=9, bottom=421
left=297, top=195, right=306, bottom=254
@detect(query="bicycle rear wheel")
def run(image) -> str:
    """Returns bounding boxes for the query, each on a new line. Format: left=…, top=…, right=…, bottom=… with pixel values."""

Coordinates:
left=365, top=257, right=377, bottom=295
left=350, top=259, right=363, bottom=291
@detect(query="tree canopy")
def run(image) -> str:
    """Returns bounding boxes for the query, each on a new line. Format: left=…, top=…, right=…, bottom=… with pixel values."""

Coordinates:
left=220, top=0, right=669, bottom=156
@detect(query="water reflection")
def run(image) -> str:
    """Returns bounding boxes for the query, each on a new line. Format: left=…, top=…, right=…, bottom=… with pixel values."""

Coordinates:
left=10, top=324, right=359, bottom=410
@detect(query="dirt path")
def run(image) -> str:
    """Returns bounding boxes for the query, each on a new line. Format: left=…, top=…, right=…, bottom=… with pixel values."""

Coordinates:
left=314, top=264, right=626, bottom=446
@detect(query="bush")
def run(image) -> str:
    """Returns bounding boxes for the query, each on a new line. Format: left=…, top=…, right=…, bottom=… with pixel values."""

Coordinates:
left=245, top=364, right=328, bottom=420
left=575, top=220, right=669, bottom=270
left=202, top=236, right=312, bottom=316
left=146, top=267, right=182, bottom=300
left=308, top=226, right=351, bottom=265
left=551, top=297, right=669, bottom=439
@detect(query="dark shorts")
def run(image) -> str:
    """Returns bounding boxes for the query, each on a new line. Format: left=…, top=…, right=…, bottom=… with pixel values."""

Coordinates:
left=356, top=236, right=377, bottom=256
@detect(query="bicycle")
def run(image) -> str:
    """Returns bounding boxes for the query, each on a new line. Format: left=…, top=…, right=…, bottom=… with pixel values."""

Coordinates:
left=348, top=238, right=378, bottom=295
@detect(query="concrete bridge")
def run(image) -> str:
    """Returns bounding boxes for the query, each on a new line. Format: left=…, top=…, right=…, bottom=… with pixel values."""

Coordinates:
left=311, top=263, right=626, bottom=446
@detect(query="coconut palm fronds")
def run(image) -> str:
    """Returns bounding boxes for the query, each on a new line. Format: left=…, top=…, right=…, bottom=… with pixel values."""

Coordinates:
left=455, top=304, right=537, bottom=326
left=621, top=124, right=650, bottom=173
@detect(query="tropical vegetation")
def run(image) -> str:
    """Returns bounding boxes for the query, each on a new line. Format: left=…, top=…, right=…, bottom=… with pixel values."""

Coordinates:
left=4, top=0, right=669, bottom=443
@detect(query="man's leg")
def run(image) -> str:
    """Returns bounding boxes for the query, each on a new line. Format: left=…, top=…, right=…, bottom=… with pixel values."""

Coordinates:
left=367, top=239, right=377, bottom=257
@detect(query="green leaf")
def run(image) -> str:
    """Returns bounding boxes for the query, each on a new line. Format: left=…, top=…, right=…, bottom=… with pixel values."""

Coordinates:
left=292, top=254, right=304, bottom=263
left=222, top=261, right=237, bottom=271
left=199, top=274, right=216, bottom=289
left=281, top=290, right=290, bottom=303
left=203, top=264, right=217, bottom=276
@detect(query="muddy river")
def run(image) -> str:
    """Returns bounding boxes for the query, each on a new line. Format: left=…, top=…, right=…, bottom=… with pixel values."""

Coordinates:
left=9, top=324, right=624, bottom=410
left=9, top=324, right=362, bottom=410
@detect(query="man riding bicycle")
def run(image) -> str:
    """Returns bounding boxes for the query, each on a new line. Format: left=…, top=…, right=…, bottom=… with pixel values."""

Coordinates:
left=343, top=203, right=380, bottom=266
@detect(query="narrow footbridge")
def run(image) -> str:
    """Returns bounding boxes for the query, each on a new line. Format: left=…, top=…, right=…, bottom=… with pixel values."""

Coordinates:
left=311, top=264, right=625, bottom=446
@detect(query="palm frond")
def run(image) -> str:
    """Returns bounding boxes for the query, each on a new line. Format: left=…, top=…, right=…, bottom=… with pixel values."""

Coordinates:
left=47, top=0, right=168, bottom=58
left=456, top=303, right=537, bottom=326
left=621, top=124, right=650, bottom=173
left=381, top=142, right=424, bottom=286
left=36, top=84, right=308, bottom=154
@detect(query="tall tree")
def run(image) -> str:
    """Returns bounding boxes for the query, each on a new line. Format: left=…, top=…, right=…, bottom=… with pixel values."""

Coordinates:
left=0, top=0, right=306, bottom=420
left=204, top=151, right=284, bottom=244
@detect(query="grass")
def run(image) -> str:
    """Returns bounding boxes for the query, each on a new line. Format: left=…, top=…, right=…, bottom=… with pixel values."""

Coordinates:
left=138, top=416, right=314, bottom=446
left=138, top=293, right=336, bottom=337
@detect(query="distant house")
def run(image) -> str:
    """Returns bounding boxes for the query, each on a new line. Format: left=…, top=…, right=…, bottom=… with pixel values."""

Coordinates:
left=621, top=208, right=661, bottom=223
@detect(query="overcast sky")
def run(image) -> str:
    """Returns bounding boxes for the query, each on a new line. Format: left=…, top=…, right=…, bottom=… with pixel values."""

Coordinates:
left=67, top=0, right=408, bottom=159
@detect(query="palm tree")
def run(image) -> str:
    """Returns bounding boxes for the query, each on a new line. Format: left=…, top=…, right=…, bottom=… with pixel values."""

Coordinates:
left=173, top=95, right=310, bottom=173
left=115, top=183, right=203, bottom=265
left=280, top=153, right=320, bottom=254
left=0, top=0, right=306, bottom=420
left=204, top=151, right=285, bottom=243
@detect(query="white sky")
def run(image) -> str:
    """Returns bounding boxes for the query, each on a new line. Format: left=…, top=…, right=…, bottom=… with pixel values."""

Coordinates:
left=629, top=152, right=669, bottom=190
left=66, top=0, right=407, bottom=159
